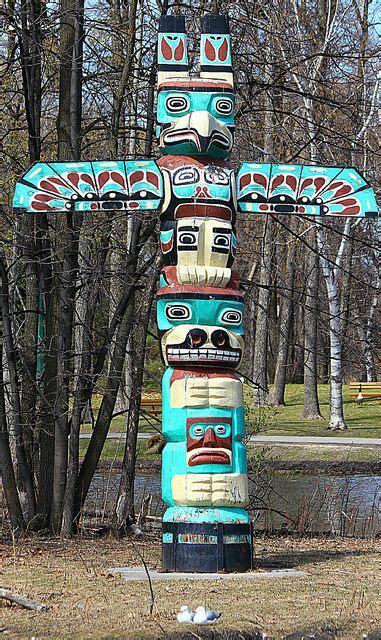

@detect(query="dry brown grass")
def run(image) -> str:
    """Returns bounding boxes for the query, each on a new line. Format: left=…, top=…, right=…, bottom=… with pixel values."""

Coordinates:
left=1, top=532, right=380, bottom=639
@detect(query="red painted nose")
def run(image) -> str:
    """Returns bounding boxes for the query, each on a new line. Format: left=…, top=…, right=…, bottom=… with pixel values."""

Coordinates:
left=195, top=185, right=211, bottom=199
left=203, top=428, right=217, bottom=447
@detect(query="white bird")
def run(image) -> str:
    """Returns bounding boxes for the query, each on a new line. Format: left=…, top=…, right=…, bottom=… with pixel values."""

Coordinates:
left=192, top=606, right=221, bottom=625
left=176, top=605, right=194, bottom=624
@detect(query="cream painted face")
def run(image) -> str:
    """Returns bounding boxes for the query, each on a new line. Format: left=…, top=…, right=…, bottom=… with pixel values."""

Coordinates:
left=171, top=473, right=248, bottom=506
left=170, top=375, right=243, bottom=408
left=161, top=324, right=244, bottom=368
left=176, top=217, right=233, bottom=269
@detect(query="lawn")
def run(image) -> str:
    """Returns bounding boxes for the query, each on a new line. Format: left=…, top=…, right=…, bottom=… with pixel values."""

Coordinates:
left=245, top=384, right=381, bottom=439
left=1, top=534, right=380, bottom=639
left=78, top=438, right=159, bottom=462
left=247, top=443, right=381, bottom=464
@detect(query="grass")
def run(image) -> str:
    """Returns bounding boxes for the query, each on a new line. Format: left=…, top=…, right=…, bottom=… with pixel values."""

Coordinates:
left=245, top=384, right=381, bottom=439
left=78, top=438, right=159, bottom=462
left=1, top=534, right=380, bottom=639
left=247, top=444, right=381, bottom=464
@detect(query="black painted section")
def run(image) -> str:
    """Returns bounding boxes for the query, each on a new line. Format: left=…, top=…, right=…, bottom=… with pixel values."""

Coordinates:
left=160, top=15, right=186, bottom=33
left=202, top=15, right=229, bottom=34
left=162, top=521, right=252, bottom=572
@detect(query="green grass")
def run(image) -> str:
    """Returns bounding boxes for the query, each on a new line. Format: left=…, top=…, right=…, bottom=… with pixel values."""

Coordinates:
left=78, top=438, right=159, bottom=462
left=247, top=444, right=381, bottom=463
left=245, top=384, right=381, bottom=438
left=81, top=415, right=157, bottom=434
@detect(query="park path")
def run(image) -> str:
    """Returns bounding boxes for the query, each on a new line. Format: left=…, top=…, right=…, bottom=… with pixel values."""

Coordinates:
left=79, top=432, right=381, bottom=446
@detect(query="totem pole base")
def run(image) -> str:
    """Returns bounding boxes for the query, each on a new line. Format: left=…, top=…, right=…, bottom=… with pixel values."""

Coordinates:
left=162, top=507, right=252, bottom=573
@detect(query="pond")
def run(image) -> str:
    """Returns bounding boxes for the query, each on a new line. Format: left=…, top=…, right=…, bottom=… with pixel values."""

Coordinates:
left=87, top=471, right=380, bottom=537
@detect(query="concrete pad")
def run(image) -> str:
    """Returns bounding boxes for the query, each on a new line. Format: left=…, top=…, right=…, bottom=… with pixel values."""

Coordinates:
left=111, top=566, right=307, bottom=582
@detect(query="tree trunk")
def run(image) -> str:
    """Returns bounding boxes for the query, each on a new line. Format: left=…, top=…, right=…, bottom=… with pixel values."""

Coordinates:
left=0, top=251, right=36, bottom=518
left=252, top=50, right=274, bottom=406
left=0, top=338, right=26, bottom=535
left=325, top=279, right=346, bottom=430
left=355, top=263, right=379, bottom=383
left=50, top=219, right=82, bottom=532
left=111, top=0, right=138, bottom=155
left=57, top=0, right=83, bottom=161
left=18, top=217, right=39, bottom=474
left=268, top=229, right=297, bottom=406
left=316, top=220, right=352, bottom=430
left=252, top=217, right=274, bottom=405
left=302, top=228, right=323, bottom=419
left=363, top=283, right=378, bottom=382
left=49, top=0, right=84, bottom=533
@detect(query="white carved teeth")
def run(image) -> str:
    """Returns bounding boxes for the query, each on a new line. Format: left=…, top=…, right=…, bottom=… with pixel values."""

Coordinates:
left=167, top=348, right=240, bottom=362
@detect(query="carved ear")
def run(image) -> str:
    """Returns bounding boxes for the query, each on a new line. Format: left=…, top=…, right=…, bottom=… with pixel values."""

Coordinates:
left=157, top=15, right=189, bottom=87
left=200, top=15, right=233, bottom=87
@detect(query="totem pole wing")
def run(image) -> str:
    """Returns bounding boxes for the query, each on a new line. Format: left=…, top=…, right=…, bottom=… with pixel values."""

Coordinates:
left=13, top=160, right=164, bottom=214
left=236, top=163, right=378, bottom=218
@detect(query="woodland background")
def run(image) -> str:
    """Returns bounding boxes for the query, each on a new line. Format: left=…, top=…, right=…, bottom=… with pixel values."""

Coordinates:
left=0, top=0, right=379, bottom=537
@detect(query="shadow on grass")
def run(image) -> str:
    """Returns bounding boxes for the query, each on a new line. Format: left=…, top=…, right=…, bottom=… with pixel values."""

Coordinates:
left=253, top=546, right=375, bottom=570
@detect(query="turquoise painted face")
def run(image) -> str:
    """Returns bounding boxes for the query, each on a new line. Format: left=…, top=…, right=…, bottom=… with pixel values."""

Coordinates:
left=156, top=80, right=235, bottom=158
left=167, top=163, right=233, bottom=202
left=161, top=404, right=247, bottom=506
left=156, top=284, right=244, bottom=368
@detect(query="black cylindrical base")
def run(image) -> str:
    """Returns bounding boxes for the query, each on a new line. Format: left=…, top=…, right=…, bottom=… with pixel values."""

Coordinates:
left=162, top=521, right=252, bottom=573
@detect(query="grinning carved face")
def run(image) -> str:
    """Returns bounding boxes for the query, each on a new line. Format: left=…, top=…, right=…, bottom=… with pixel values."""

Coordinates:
left=156, top=276, right=244, bottom=368
left=157, top=267, right=244, bottom=369
left=186, top=417, right=232, bottom=466
left=156, top=79, right=234, bottom=159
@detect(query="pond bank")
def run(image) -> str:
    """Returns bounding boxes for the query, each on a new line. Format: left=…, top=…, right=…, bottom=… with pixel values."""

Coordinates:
left=97, top=456, right=381, bottom=476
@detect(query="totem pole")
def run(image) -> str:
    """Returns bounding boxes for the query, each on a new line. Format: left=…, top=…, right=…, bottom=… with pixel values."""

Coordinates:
left=156, top=14, right=251, bottom=572
left=13, top=12, right=377, bottom=573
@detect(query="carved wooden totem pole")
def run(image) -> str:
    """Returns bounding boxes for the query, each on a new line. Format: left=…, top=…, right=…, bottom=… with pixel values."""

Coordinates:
left=156, top=14, right=251, bottom=572
left=13, top=12, right=377, bottom=573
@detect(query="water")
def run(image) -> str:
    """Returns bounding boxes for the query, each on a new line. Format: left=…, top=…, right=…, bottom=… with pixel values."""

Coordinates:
left=87, top=471, right=380, bottom=537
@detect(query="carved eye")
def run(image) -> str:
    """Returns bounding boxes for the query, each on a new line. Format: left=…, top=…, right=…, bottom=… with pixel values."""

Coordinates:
left=178, top=225, right=199, bottom=248
left=165, top=304, right=191, bottom=320
left=179, top=232, right=197, bottom=245
left=213, top=234, right=230, bottom=247
left=193, top=426, right=205, bottom=437
left=204, top=169, right=230, bottom=185
left=215, top=98, right=233, bottom=115
left=221, top=310, right=242, bottom=325
left=173, top=167, right=200, bottom=185
left=166, top=95, right=190, bottom=113
left=215, top=425, right=227, bottom=435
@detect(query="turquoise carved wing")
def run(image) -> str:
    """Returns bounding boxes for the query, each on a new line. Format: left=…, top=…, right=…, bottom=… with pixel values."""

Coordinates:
left=13, top=160, right=163, bottom=214
left=236, top=163, right=378, bottom=218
